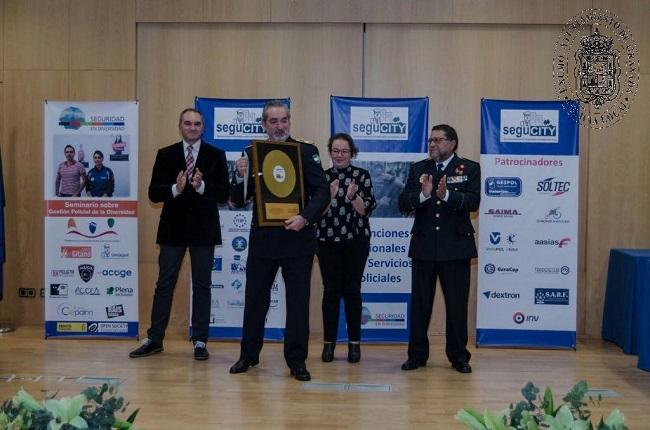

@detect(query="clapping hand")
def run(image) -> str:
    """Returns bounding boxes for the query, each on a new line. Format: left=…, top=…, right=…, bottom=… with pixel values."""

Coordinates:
left=330, top=179, right=340, bottom=198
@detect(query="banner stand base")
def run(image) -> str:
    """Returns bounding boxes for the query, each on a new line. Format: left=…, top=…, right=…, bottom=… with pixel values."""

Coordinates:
left=0, top=326, right=15, bottom=333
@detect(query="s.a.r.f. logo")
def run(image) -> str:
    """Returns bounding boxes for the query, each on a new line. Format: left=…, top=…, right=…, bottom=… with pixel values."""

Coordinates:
left=78, top=264, right=95, bottom=283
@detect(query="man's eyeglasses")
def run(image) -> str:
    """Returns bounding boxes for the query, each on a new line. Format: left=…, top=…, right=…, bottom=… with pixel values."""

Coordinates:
left=331, top=149, right=351, bottom=155
left=429, top=137, right=451, bottom=144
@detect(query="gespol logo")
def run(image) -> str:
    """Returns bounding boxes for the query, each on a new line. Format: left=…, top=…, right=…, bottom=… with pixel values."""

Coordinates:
left=500, top=109, right=559, bottom=143
left=537, top=177, right=571, bottom=196
left=213, top=107, right=266, bottom=139
left=534, top=237, right=571, bottom=248
left=513, top=311, right=540, bottom=324
left=57, top=303, right=94, bottom=318
left=101, top=269, right=133, bottom=278
left=350, top=107, right=408, bottom=140
left=484, top=177, right=522, bottom=197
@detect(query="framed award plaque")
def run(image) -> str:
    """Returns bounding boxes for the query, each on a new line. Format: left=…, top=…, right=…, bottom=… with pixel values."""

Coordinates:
left=251, top=140, right=305, bottom=226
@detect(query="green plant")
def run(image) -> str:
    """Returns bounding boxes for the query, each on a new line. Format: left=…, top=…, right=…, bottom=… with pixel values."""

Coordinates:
left=455, top=381, right=628, bottom=430
left=0, top=383, right=139, bottom=430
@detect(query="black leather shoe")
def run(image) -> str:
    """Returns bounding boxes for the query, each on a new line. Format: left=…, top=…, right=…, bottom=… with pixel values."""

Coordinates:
left=321, top=343, right=335, bottom=362
left=193, top=342, right=209, bottom=361
left=290, top=366, right=311, bottom=381
left=401, top=358, right=426, bottom=371
left=129, top=339, right=163, bottom=358
left=229, top=358, right=259, bottom=374
left=347, top=343, right=361, bottom=363
left=452, top=361, right=472, bottom=373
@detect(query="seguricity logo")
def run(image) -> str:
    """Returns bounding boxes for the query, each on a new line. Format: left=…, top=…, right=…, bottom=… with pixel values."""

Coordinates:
left=485, top=177, right=522, bottom=197
left=213, top=107, right=266, bottom=140
left=350, top=107, right=408, bottom=140
left=500, top=110, right=559, bottom=143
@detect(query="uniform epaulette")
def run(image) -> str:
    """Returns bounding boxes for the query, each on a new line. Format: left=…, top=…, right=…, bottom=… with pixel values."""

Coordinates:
left=413, top=157, right=432, bottom=165
left=292, top=138, right=315, bottom=145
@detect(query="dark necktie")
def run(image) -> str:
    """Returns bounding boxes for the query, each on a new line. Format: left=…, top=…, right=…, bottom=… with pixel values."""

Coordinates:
left=436, top=163, right=444, bottom=176
left=186, top=144, right=194, bottom=176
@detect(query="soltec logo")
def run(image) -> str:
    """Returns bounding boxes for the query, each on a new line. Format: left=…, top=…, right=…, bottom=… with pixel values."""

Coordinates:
left=500, top=109, right=559, bottom=143
left=350, top=107, right=409, bottom=140
left=213, top=107, right=266, bottom=139
left=537, top=177, right=571, bottom=196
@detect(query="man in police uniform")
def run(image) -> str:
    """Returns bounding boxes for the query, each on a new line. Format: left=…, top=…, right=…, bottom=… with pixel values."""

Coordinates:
left=229, top=100, right=329, bottom=381
left=398, top=124, right=480, bottom=373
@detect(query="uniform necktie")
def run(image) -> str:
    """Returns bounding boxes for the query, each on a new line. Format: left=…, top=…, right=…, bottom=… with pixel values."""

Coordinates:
left=436, top=163, right=444, bottom=176
left=186, top=144, right=194, bottom=176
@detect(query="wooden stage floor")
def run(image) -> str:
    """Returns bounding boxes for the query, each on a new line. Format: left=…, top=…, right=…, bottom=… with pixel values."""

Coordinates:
left=1, top=327, right=649, bottom=429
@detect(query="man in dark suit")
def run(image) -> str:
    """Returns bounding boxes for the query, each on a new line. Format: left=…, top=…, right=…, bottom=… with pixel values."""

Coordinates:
left=398, top=124, right=480, bottom=374
left=228, top=100, right=329, bottom=381
left=129, top=108, right=229, bottom=360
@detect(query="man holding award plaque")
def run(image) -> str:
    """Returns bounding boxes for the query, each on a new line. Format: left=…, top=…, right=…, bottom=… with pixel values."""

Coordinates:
left=229, top=100, right=329, bottom=381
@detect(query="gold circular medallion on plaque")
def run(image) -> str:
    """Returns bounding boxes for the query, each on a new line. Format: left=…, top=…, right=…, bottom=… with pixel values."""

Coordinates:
left=262, top=150, right=296, bottom=198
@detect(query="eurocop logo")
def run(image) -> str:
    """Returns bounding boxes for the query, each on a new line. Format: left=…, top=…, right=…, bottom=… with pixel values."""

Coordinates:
left=535, top=288, right=570, bottom=305
left=485, top=177, right=522, bottom=197
left=213, top=107, right=266, bottom=140
left=350, top=107, right=409, bottom=140
left=500, top=109, right=559, bottom=143
left=484, top=264, right=496, bottom=274
left=232, top=236, right=247, bottom=252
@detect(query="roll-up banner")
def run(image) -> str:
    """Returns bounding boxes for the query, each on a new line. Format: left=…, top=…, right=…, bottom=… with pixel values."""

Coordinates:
left=477, top=99, right=579, bottom=349
left=330, top=96, right=429, bottom=342
left=195, top=97, right=290, bottom=340
left=44, top=101, right=139, bottom=338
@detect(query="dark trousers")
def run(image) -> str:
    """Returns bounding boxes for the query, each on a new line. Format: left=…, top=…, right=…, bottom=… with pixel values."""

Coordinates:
left=240, top=254, right=314, bottom=369
left=408, top=258, right=471, bottom=364
left=147, top=245, right=214, bottom=343
left=317, top=236, right=370, bottom=342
